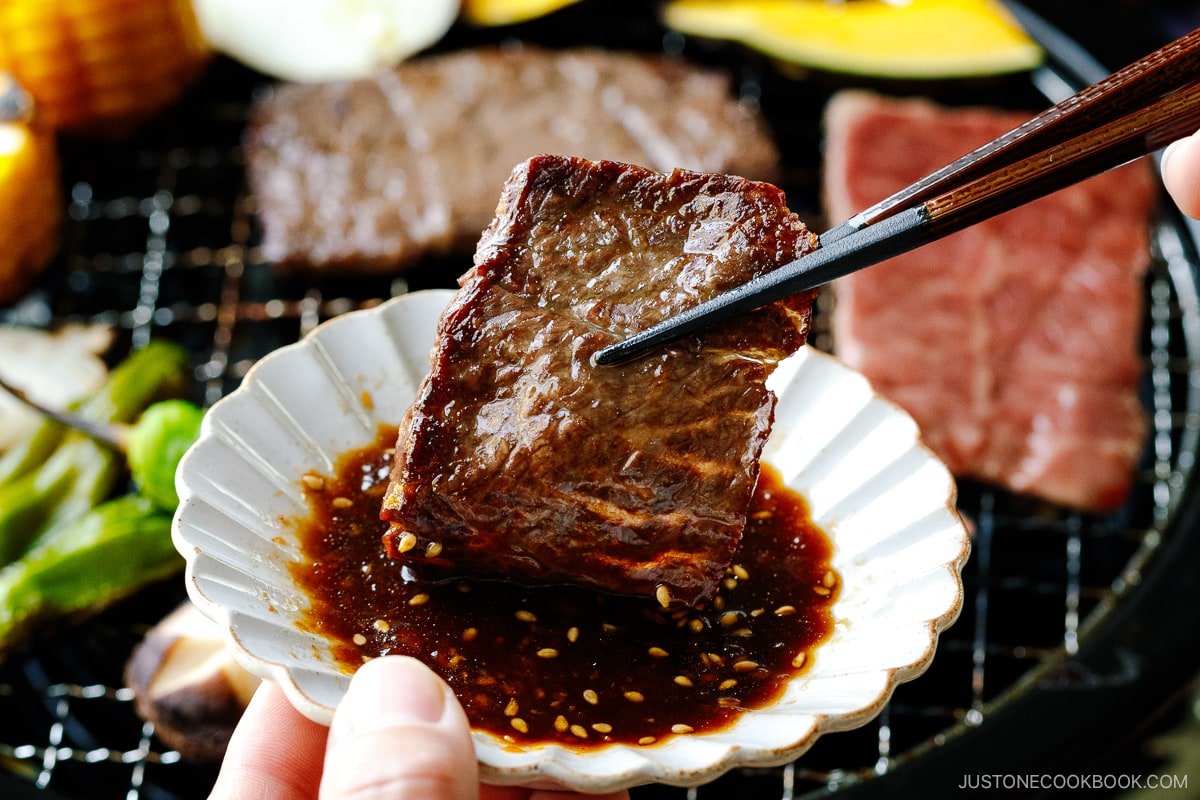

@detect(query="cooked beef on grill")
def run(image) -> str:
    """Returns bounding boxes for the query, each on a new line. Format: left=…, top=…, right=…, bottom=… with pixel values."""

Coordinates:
left=380, top=155, right=817, bottom=606
left=245, top=46, right=781, bottom=274
left=822, top=90, right=1156, bottom=512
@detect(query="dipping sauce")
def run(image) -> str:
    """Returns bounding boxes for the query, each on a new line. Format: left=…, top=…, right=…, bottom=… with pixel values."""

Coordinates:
left=292, top=425, right=837, bottom=748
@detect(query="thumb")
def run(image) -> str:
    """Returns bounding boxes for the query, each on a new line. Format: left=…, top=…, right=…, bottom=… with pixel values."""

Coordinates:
left=320, top=655, right=480, bottom=800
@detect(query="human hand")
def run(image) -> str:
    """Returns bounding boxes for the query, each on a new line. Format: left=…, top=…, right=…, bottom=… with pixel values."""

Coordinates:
left=209, top=654, right=632, bottom=800
left=1162, top=131, right=1200, bottom=219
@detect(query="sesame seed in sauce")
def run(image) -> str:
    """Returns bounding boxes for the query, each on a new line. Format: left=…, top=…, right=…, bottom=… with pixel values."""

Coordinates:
left=511, top=718, right=529, bottom=734
left=537, top=648, right=559, bottom=659
left=425, top=541, right=444, bottom=558
left=655, top=584, right=673, bottom=608
left=408, top=593, right=430, bottom=606
left=331, top=496, right=353, bottom=509
left=352, top=633, right=367, bottom=646
left=293, top=438, right=837, bottom=752
left=674, top=675, right=694, bottom=688
left=301, top=474, right=325, bottom=491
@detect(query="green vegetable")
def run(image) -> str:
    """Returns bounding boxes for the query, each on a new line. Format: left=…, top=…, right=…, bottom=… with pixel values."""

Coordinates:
left=0, top=494, right=179, bottom=655
left=0, top=340, right=192, bottom=566
left=126, top=399, right=205, bottom=512
left=0, top=414, right=66, bottom=486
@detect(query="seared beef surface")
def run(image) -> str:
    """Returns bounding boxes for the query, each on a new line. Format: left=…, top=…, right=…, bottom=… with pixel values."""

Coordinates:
left=381, top=155, right=817, bottom=606
left=245, top=46, right=781, bottom=273
left=823, top=90, right=1155, bottom=512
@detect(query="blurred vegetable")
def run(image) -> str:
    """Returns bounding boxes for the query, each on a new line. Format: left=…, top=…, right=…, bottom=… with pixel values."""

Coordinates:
left=0, top=494, right=179, bottom=659
left=126, top=399, right=205, bottom=511
left=660, top=0, right=1043, bottom=79
left=0, top=340, right=192, bottom=565
left=0, top=323, right=111, bottom=453
left=191, top=0, right=459, bottom=82
left=461, top=0, right=581, bottom=26
left=0, top=0, right=211, bottom=135
left=0, top=76, right=60, bottom=302
left=125, top=600, right=260, bottom=761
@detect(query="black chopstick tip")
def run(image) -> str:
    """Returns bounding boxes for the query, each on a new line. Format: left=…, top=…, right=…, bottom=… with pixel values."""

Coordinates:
left=591, top=341, right=634, bottom=367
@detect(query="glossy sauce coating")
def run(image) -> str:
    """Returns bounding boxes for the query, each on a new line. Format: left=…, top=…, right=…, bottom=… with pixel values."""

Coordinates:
left=292, top=425, right=837, bottom=748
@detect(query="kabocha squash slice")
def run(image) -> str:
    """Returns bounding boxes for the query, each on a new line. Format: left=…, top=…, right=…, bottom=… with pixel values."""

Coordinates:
left=661, top=0, right=1043, bottom=78
left=462, top=0, right=582, bottom=26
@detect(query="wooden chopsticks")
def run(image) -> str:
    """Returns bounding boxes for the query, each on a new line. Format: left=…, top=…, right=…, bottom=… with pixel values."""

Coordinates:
left=593, top=26, right=1200, bottom=367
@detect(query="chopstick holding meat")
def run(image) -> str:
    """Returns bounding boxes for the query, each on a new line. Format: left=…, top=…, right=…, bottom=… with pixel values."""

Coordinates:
left=381, top=155, right=818, bottom=607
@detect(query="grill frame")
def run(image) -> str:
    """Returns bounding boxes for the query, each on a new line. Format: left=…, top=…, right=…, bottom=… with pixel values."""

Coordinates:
left=3, top=5, right=1199, bottom=798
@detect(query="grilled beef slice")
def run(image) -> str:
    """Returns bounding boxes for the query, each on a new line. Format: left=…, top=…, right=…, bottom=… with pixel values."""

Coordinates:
left=381, top=155, right=817, bottom=606
left=244, top=46, right=781, bottom=273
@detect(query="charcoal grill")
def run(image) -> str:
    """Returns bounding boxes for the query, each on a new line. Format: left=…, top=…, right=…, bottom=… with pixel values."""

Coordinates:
left=3, top=2, right=1199, bottom=798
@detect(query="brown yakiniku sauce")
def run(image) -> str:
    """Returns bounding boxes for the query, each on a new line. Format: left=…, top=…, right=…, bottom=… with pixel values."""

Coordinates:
left=291, top=425, right=837, bottom=748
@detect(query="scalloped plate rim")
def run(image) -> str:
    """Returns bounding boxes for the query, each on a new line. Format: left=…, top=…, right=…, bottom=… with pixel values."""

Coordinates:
left=173, top=288, right=970, bottom=792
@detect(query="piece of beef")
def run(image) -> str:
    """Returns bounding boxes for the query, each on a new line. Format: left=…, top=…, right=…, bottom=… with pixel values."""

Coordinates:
left=822, top=90, right=1156, bottom=512
left=381, top=155, right=817, bottom=606
left=245, top=46, right=781, bottom=274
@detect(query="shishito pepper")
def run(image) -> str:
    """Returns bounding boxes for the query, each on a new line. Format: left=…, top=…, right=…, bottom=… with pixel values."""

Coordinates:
left=0, top=340, right=192, bottom=565
left=0, top=341, right=203, bottom=659
left=126, top=399, right=205, bottom=512
left=0, top=494, right=178, bottom=658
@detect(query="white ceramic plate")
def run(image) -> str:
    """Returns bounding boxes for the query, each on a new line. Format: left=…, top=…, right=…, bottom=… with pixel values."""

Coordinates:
left=174, top=288, right=970, bottom=793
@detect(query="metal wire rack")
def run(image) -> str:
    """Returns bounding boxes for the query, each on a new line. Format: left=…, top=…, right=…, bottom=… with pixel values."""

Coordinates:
left=2, top=7, right=1199, bottom=799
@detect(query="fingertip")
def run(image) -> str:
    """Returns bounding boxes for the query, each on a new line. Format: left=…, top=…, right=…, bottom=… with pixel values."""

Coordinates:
left=1162, top=130, right=1200, bottom=219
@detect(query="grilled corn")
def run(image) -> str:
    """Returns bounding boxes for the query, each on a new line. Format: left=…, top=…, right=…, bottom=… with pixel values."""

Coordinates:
left=0, top=0, right=211, bottom=134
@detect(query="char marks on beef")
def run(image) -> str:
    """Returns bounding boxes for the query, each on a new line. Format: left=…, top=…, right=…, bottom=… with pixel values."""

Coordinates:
left=245, top=47, right=781, bottom=273
left=381, top=155, right=817, bottom=606
left=823, top=90, right=1156, bottom=512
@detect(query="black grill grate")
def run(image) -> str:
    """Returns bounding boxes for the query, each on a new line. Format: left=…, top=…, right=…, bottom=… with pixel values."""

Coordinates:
left=2, top=12, right=1198, bottom=799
